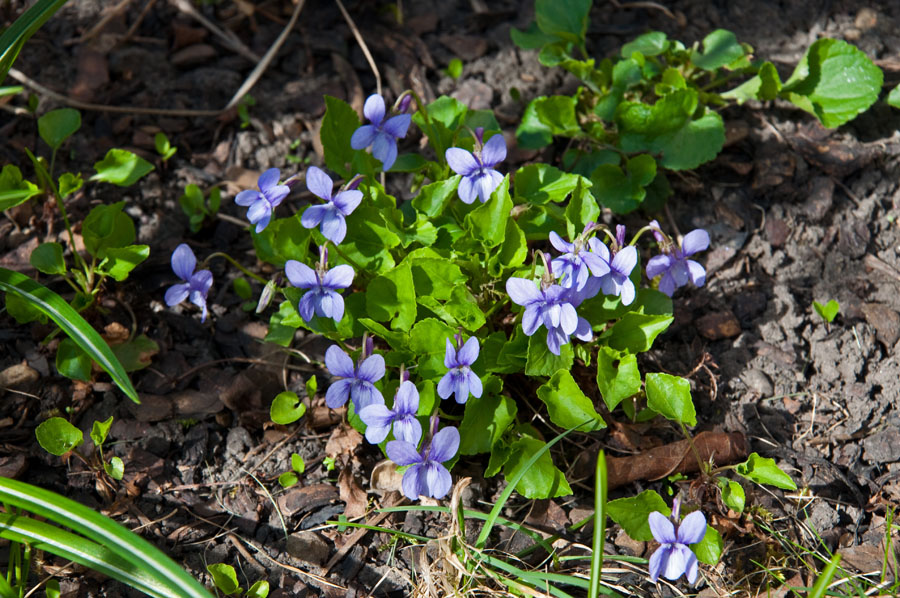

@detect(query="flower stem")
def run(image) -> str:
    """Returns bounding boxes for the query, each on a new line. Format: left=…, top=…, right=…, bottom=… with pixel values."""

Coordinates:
left=203, top=252, right=268, bottom=284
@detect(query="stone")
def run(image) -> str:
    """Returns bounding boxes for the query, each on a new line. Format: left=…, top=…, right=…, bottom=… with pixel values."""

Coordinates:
left=0, top=362, right=39, bottom=389
left=741, top=369, right=774, bottom=396
left=696, top=311, right=741, bottom=340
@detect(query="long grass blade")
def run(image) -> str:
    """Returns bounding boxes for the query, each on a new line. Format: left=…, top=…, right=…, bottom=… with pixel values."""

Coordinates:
left=0, top=0, right=70, bottom=81
left=0, top=268, right=139, bottom=403
left=475, top=425, right=581, bottom=549
left=588, top=450, right=607, bottom=598
left=0, top=478, right=211, bottom=598
left=0, top=513, right=177, bottom=598
left=808, top=553, right=842, bottom=598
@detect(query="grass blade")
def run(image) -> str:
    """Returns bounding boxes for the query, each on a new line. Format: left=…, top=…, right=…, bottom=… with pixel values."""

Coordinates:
left=0, top=513, right=179, bottom=598
left=475, top=424, right=581, bottom=550
left=0, top=477, right=211, bottom=598
left=588, top=450, right=607, bottom=598
left=808, top=553, right=841, bottom=598
left=0, top=0, right=70, bottom=81
left=0, top=267, right=139, bottom=403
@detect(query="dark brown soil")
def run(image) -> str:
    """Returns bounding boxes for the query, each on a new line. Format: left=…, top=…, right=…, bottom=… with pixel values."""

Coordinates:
left=2, top=0, right=900, bottom=595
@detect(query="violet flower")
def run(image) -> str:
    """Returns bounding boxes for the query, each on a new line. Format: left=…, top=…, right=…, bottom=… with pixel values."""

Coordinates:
left=350, top=94, right=411, bottom=171
left=648, top=502, right=707, bottom=584
left=234, top=168, right=290, bottom=233
left=386, top=422, right=459, bottom=500
left=300, top=166, right=362, bottom=245
left=437, top=335, right=482, bottom=404
left=588, top=238, right=638, bottom=306
left=445, top=130, right=506, bottom=204
left=549, top=231, right=609, bottom=291
left=324, top=343, right=384, bottom=411
left=506, top=274, right=592, bottom=355
left=164, top=243, right=213, bottom=322
left=285, top=246, right=353, bottom=323
left=359, top=380, right=422, bottom=445
left=646, top=226, right=710, bottom=297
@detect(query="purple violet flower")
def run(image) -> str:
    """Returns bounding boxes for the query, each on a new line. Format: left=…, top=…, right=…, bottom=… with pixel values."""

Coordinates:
left=648, top=503, right=707, bottom=584
left=234, top=168, right=290, bottom=233
left=646, top=227, right=710, bottom=297
left=350, top=94, right=411, bottom=171
left=285, top=246, right=354, bottom=323
left=164, top=243, right=213, bottom=322
left=300, top=167, right=362, bottom=245
left=588, top=238, right=638, bottom=306
left=437, top=335, right=482, bottom=404
left=386, top=422, right=459, bottom=500
left=445, top=131, right=506, bottom=204
left=549, top=231, right=610, bottom=291
left=506, top=276, right=592, bottom=355
left=359, top=380, right=422, bottom=445
left=324, top=344, right=385, bottom=411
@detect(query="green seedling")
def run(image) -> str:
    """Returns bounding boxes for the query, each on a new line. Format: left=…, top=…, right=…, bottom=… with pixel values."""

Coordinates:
left=277, top=453, right=306, bottom=488
left=445, top=58, right=463, bottom=79
left=179, top=183, right=221, bottom=232
left=237, top=94, right=256, bottom=129
left=813, top=299, right=840, bottom=323
left=155, top=132, right=178, bottom=161
left=35, top=416, right=124, bottom=481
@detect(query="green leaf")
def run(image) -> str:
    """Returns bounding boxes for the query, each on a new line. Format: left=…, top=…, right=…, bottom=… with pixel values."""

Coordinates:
left=645, top=372, right=696, bottom=426
left=291, top=453, right=306, bottom=474
left=58, top=172, right=83, bottom=198
left=889, top=84, right=900, bottom=109
left=564, top=178, right=599, bottom=239
left=621, top=31, right=668, bottom=57
left=459, top=392, right=517, bottom=455
left=813, top=299, right=840, bottom=323
left=513, top=164, right=584, bottom=205
left=366, top=261, right=417, bottom=331
left=104, top=456, right=124, bottom=480
left=246, top=580, right=269, bottom=598
left=533, top=95, right=580, bottom=137
left=265, top=300, right=301, bottom=346
left=487, top=218, right=528, bottom=275
left=446, top=58, right=463, bottom=79
left=534, top=0, right=591, bottom=46
left=525, top=331, right=574, bottom=376
left=110, top=334, right=158, bottom=372
left=412, top=176, right=460, bottom=218
left=0, top=477, right=214, bottom=598
left=270, top=391, right=307, bottom=425
left=207, top=563, right=240, bottom=595
left=691, top=29, right=745, bottom=71
left=81, top=201, right=135, bottom=258
left=278, top=472, right=299, bottom=488
left=464, top=176, right=512, bottom=248
left=504, top=435, right=572, bottom=499
left=4, top=290, right=46, bottom=324
left=590, top=154, right=656, bottom=214
left=0, top=164, right=40, bottom=211
left=90, top=149, right=154, bottom=187
left=604, top=312, right=672, bottom=354
left=409, top=318, right=456, bottom=380
left=618, top=91, right=725, bottom=171
left=536, top=370, right=606, bottom=431
left=38, top=108, right=81, bottom=151
left=339, top=205, right=398, bottom=274
left=30, top=242, right=66, bottom=275
left=606, top=490, right=669, bottom=541
left=718, top=478, right=746, bottom=513
left=322, top=96, right=366, bottom=178
left=35, top=417, right=84, bottom=456
left=510, top=21, right=558, bottom=50
left=692, top=524, right=723, bottom=565
left=440, top=286, right=487, bottom=331
left=596, top=347, right=642, bottom=411
left=56, top=337, right=92, bottom=382
left=781, top=38, right=883, bottom=128
left=408, top=250, right=466, bottom=301
left=90, top=416, right=113, bottom=447
left=722, top=61, right=782, bottom=104
left=516, top=99, right=554, bottom=150
left=100, top=244, right=149, bottom=281
left=734, top=452, right=797, bottom=490
left=233, top=277, right=252, bottom=300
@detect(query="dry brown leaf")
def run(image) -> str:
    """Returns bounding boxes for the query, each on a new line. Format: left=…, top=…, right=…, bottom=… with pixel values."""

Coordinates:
left=338, top=465, right=367, bottom=519
left=325, top=423, right=362, bottom=460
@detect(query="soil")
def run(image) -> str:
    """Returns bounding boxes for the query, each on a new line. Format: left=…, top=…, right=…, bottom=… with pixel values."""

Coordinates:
left=2, top=0, right=900, bottom=596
